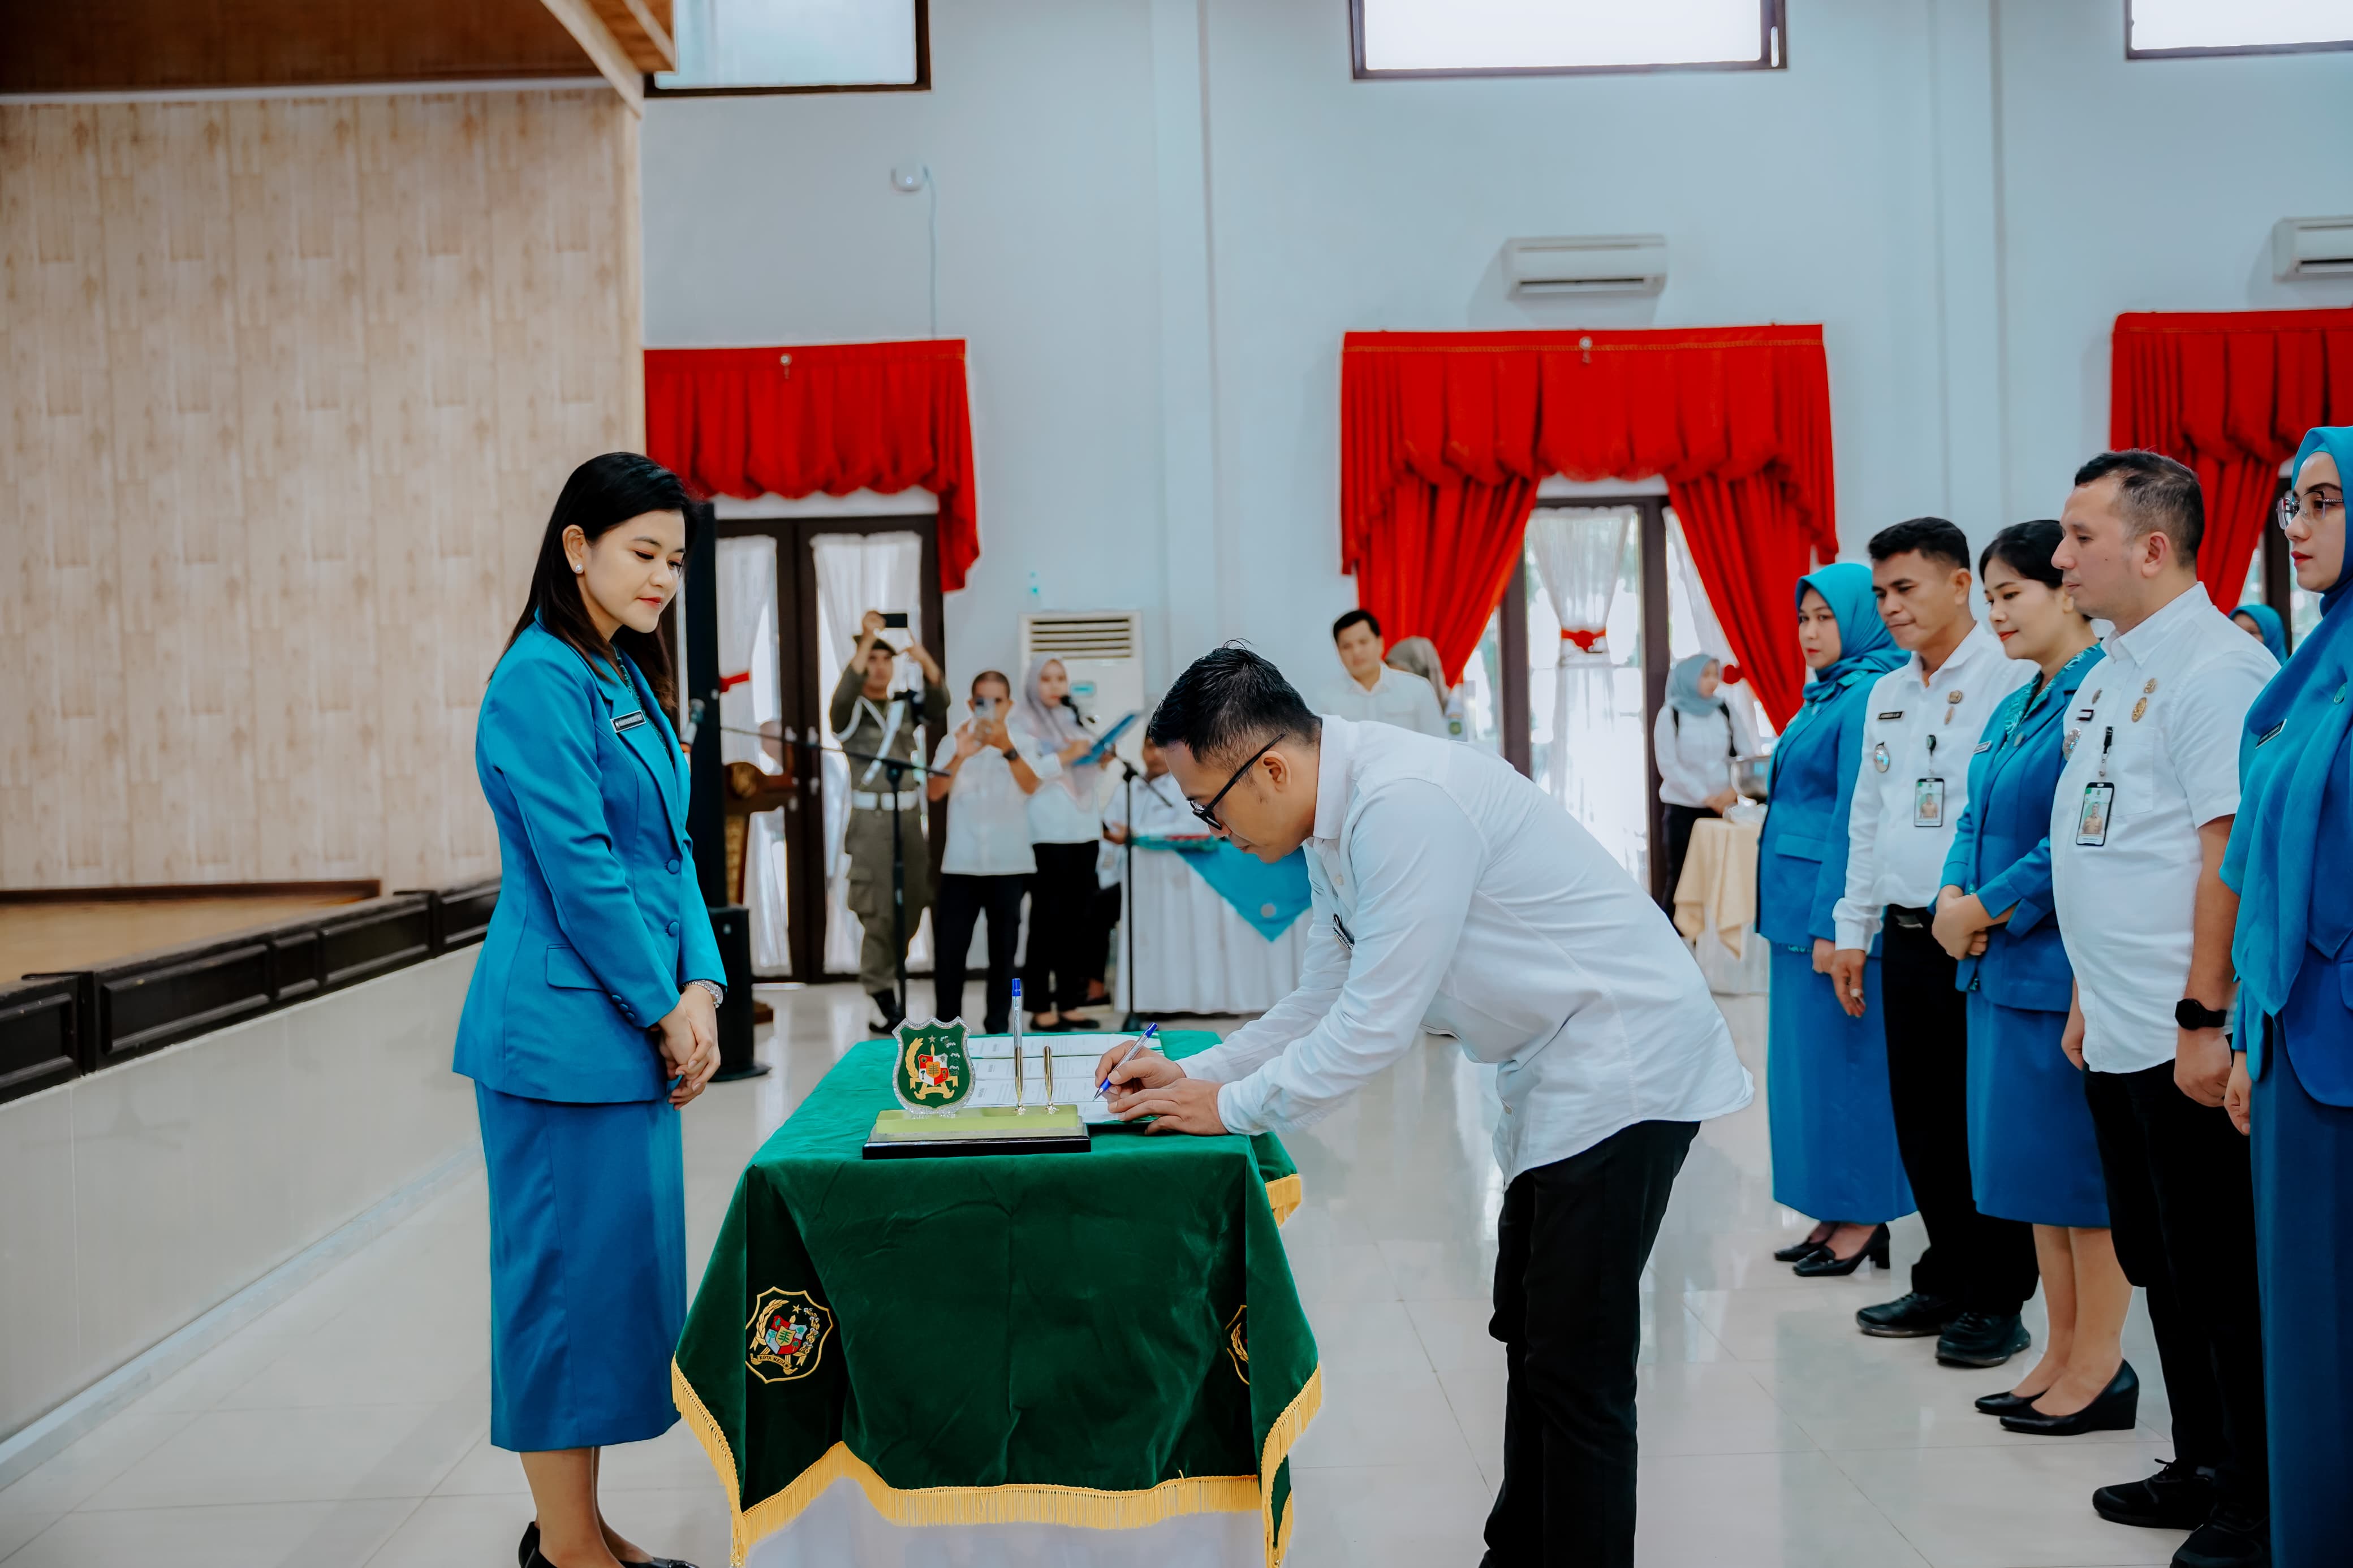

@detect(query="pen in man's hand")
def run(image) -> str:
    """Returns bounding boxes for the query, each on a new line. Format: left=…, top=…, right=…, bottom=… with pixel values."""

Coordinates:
left=1096, top=1022, right=1159, bottom=1099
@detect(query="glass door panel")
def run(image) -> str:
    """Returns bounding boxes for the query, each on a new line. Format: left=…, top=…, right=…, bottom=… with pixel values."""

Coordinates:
left=717, top=535, right=792, bottom=975
left=1525, top=506, right=1649, bottom=880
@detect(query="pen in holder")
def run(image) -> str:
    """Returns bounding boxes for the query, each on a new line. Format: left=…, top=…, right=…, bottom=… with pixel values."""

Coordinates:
left=1011, top=979, right=1025, bottom=1109
left=1043, top=1046, right=1056, bottom=1113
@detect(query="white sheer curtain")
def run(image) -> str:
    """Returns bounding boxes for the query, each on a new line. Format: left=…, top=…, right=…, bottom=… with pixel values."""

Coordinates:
left=1525, top=509, right=1647, bottom=874
left=1665, top=514, right=1767, bottom=741
left=717, top=537, right=793, bottom=975
left=811, top=532, right=932, bottom=975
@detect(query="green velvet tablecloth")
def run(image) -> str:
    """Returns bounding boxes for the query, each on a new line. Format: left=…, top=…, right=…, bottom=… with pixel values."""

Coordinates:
left=673, top=1031, right=1319, bottom=1566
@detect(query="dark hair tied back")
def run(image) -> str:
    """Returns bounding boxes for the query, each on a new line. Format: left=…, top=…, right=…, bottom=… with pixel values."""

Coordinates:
left=1979, top=519, right=2068, bottom=594
left=501, top=452, right=701, bottom=715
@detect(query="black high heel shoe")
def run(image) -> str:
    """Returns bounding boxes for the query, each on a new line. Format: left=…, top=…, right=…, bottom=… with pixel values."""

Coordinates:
left=1773, top=1233, right=1832, bottom=1263
left=1999, top=1360, right=2139, bottom=1436
left=1973, top=1386, right=2045, bottom=1416
left=522, top=1522, right=700, bottom=1568
left=1792, top=1223, right=1890, bottom=1277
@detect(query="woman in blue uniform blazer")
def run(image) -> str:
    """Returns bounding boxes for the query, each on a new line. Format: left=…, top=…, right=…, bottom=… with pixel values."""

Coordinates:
left=455, top=452, right=725, bottom=1568
left=2223, top=425, right=2353, bottom=1565
left=1931, top=520, right=2134, bottom=1436
left=1758, top=564, right=1913, bottom=1272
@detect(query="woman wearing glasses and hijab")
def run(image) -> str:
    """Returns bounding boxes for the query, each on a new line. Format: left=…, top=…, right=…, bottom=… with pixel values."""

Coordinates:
left=1756, top=565, right=1915, bottom=1275
left=2222, top=425, right=2353, bottom=1563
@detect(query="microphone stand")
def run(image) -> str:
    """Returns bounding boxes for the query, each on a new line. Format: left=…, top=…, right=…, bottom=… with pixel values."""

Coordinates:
left=773, top=714, right=940, bottom=1021
left=1117, top=757, right=1144, bottom=1031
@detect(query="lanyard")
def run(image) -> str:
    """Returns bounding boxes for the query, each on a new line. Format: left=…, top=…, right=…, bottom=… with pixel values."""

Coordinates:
left=2096, top=725, right=2114, bottom=781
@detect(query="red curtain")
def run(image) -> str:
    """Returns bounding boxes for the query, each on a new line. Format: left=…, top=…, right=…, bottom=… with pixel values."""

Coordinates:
left=1341, top=327, right=1838, bottom=726
left=644, top=340, right=980, bottom=591
left=2111, top=309, right=2353, bottom=613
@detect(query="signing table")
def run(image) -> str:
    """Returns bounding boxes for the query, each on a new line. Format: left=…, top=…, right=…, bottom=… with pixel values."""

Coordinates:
left=674, top=1032, right=1320, bottom=1568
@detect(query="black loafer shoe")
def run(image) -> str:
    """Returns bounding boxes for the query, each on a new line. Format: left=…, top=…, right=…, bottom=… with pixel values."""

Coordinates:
left=1855, top=1291, right=1958, bottom=1338
left=2173, top=1506, right=2270, bottom=1568
left=1936, top=1311, right=2030, bottom=1367
left=1999, top=1361, right=2138, bottom=1435
left=1974, top=1388, right=2041, bottom=1416
left=2094, top=1459, right=2218, bottom=1529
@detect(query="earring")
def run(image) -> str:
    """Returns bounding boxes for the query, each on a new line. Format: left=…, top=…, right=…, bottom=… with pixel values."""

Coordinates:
left=572, top=565, right=584, bottom=574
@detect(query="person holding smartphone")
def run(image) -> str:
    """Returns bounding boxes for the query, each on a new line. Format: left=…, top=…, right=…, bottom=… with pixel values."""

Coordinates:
left=830, top=608, right=949, bottom=1031
left=927, top=671, right=1041, bottom=1031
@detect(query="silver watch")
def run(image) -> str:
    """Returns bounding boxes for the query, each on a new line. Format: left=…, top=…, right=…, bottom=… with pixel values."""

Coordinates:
left=691, top=979, right=726, bottom=1006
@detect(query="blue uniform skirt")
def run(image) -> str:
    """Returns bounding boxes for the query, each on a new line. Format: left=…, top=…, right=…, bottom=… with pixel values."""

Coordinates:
left=476, top=1083, right=687, bottom=1452
left=1963, top=992, right=2108, bottom=1229
left=2253, top=962, right=2353, bottom=1565
left=1767, top=943, right=1914, bottom=1224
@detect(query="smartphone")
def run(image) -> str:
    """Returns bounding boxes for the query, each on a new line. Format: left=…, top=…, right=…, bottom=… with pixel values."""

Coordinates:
left=880, top=611, right=910, bottom=629
left=975, top=697, right=997, bottom=716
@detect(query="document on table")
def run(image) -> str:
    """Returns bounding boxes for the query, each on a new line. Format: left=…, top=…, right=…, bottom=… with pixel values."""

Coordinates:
left=966, top=1035, right=1135, bottom=1124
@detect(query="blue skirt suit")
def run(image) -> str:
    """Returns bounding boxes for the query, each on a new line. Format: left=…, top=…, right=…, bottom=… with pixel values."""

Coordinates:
left=1759, top=602, right=1914, bottom=1225
left=1938, top=647, right=2108, bottom=1229
left=454, top=621, right=726, bottom=1452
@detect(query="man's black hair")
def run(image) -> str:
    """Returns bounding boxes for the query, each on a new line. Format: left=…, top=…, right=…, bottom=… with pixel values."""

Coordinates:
left=1331, top=607, right=1380, bottom=641
left=1147, top=645, right=1321, bottom=767
left=1868, top=516, right=1971, bottom=577
left=2072, top=448, right=2204, bottom=564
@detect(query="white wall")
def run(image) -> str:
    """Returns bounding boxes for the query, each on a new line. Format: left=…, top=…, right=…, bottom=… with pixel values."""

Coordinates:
left=643, top=0, right=2353, bottom=697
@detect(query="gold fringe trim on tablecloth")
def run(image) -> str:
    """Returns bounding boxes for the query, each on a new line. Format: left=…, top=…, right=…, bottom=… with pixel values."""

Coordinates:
left=674, top=1359, right=1324, bottom=1567
left=1264, top=1172, right=1302, bottom=1225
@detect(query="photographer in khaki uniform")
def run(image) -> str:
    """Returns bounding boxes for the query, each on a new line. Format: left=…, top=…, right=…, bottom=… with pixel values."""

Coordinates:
left=829, top=610, right=949, bottom=1030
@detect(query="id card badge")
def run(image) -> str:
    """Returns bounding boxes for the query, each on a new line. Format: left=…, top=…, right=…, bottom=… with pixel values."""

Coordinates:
left=1912, top=777, right=1945, bottom=828
left=2075, top=781, right=2115, bottom=846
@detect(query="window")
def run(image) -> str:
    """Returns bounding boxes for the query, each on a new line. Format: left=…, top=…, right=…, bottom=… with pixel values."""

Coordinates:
left=1351, top=0, right=1785, bottom=79
left=2127, top=0, right=2353, bottom=58
left=652, top=0, right=928, bottom=95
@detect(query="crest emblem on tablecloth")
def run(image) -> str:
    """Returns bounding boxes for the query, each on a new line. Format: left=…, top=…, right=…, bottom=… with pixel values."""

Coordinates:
left=893, top=1018, right=974, bottom=1111
left=1224, top=1304, right=1249, bottom=1384
left=746, top=1288, right=833, bottom=1384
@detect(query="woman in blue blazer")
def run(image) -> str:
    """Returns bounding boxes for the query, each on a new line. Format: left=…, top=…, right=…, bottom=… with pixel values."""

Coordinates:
left=1758, top=563, right=1914, bottom=1273
left=454, top=452, right=725, bottom=1568
left=2223, top=425, right=2353, bottom=1565
left=1930, top=520, right=2132, bottom=1436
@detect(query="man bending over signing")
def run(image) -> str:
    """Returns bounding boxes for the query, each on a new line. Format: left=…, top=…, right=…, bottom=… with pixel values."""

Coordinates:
left=1098, top=646, right=1752, bottom=1568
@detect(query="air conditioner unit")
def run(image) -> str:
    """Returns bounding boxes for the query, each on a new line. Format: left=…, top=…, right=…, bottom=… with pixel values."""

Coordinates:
left=1504, top=234, right=1669, bottom=296
left=2273, top=215, right=2353, bottom=280
left=1020, top=611, right=1147, bottom=766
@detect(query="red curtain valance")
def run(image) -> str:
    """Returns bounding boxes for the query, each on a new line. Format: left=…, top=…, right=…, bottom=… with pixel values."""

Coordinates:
left=1341, top=326, right=1837, bottom=725
left=2111, top=309, right=2353, bottom=615
left=645, top=340, right=980, bottom=591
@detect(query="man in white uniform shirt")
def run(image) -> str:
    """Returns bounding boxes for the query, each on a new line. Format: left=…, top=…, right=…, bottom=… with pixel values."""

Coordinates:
left=1829, top=519, right=2040, bottom=1363
left=1101, top=647, right=1752, bottom=1568
left=1320, top=608, right=1451, bottom=737
left=2046, top=452, right=2275, bottom=1568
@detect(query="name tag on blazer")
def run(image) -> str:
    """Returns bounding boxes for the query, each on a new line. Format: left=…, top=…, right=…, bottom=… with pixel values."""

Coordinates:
left=613, top=711, right=648, bottom=733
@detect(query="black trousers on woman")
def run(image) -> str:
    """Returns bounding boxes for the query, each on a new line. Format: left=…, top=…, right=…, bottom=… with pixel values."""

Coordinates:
left=1482, top=1118, right=1697, bottom=1568
left=931, top=872, right=1027, bottom=1034
left=1022, top=841, right=1099, bottom=1014
left=1657, top=802, right=1718, bottom=912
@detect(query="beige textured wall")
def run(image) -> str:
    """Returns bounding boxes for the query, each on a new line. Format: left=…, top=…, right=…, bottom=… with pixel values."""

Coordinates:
left=1, top=89, right=641, bottom=891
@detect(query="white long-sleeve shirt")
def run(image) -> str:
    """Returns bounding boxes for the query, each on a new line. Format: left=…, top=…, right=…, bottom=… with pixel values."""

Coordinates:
left=1319, top=666, right=1452, bottom=739
left=1833, top=623, right=2035, bottom=951
left=1652, top=699, right=1760, bottom=809
left=1181, top=718, right=1753, bottom=1181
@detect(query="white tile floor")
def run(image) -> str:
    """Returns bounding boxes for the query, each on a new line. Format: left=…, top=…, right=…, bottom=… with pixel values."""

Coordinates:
left=0, top=984, right=2192, bottom=1567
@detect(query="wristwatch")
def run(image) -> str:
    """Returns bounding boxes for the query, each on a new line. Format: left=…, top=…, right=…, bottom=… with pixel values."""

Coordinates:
left=2174, top=997, right=2229, bottom=1032
left=692, top=978, right=726, bottom=1007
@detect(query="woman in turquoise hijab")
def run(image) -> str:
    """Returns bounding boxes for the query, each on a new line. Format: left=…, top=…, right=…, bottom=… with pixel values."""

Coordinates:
left=1756, top=564, right=1915, bottom=1272
left=2229, top=601, right=2289, bottom=663
left=2220, top=425, right=2353, bottom=1563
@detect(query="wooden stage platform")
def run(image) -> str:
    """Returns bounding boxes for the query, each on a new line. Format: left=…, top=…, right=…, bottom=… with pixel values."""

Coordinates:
left=1, top=883, right=378, bottom=978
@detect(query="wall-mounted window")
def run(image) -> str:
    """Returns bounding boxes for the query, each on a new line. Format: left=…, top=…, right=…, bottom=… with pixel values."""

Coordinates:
left=2127, top=0, right=2353, bottom=59
left=650, top=0, right=929, bottom=96
left=1350, top=0, right=1785, bottom=79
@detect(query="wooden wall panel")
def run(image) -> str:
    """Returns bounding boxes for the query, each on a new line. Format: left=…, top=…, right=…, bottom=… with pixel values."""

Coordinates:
left=1, top=89, right=641, bottom=892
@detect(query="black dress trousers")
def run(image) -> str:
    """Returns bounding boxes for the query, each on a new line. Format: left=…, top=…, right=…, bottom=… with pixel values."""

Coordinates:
left=930, top=872, right=1028, bottom=1033
left=2084, top=1061, right=2268, bottom=1517
left=1481, top=1118, right=1697, bottom=1568
left=1877, top=909, right=2040, bottom=1312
